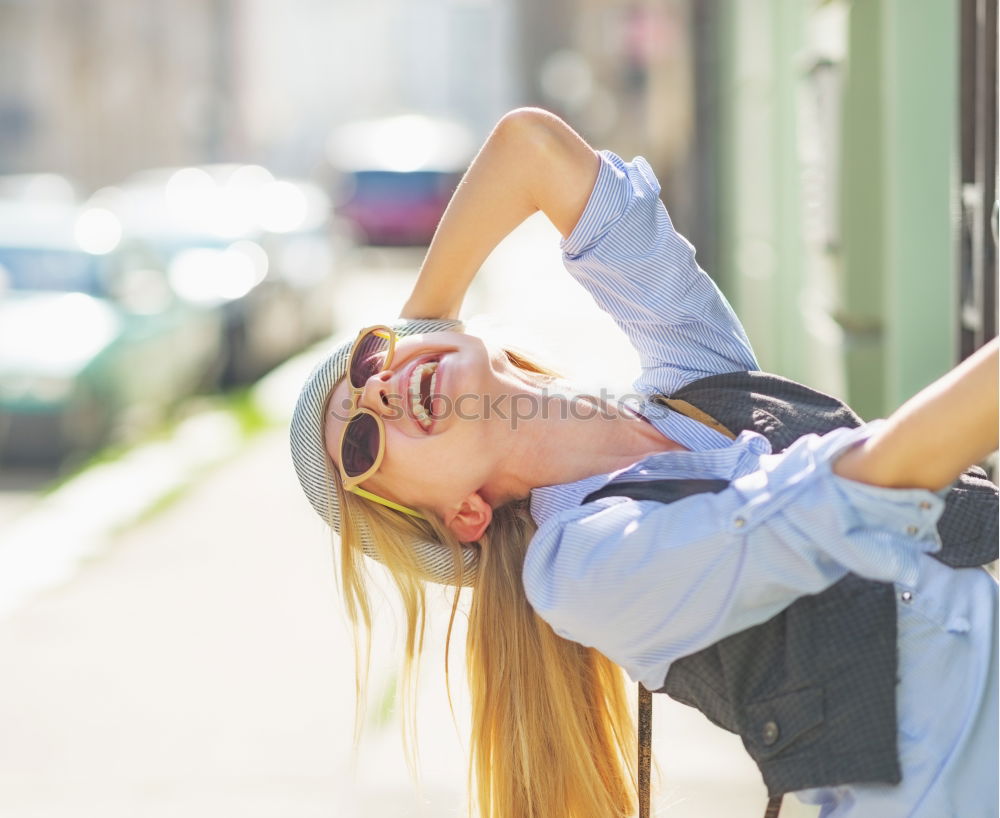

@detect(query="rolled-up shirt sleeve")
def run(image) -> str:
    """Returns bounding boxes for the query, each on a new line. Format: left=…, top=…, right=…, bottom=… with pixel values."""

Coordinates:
left=560, top=150, right=759, bottom=393
left=523, top=423, right=946, bottom=690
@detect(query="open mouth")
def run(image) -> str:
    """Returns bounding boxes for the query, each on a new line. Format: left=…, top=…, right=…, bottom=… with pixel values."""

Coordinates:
left=408, top=357, right=441, bottom=430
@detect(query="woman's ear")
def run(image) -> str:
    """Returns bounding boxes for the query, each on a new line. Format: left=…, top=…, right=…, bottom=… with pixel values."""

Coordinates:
left=443, top=493, right=493, bottom=543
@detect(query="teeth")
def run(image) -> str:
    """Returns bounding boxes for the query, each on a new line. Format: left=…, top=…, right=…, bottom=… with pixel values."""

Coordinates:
left=408, top=362, right=438, bottom=429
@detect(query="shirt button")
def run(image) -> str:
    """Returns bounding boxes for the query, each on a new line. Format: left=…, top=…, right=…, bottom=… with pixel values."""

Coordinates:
left=919, top=501, right=932, bottom=511
left=761, top=720, right=780, bottom=746
left=905, top=525, right=919, bottom=536
left=900, top=591, right=914, bottom=603
left=733, top=517, right=746, bottom=528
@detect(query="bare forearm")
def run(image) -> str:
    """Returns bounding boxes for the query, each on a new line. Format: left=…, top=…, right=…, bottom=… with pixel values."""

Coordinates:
left=834, top=338, right=999, bottom=490
left=401, top=108, right=600, bottom=320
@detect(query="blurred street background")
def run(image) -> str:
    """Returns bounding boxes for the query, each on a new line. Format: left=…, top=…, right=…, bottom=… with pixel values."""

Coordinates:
left=0, top=0, right=996, bottom=815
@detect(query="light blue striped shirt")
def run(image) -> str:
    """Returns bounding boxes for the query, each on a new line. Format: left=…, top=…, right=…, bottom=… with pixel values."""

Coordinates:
left=522, top=151, right=998, bottom=817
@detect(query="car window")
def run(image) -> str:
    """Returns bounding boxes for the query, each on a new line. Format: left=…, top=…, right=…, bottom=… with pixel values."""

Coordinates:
left=0, top=247, right=104, bottom=295
left=350, top=170, right=457, bottom=202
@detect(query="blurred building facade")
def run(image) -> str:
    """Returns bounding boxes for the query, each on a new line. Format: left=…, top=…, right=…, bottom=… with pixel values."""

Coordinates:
left=697, top=0, right=996, bottom=419
left=514, top=0, right=997, bottom=420
left=241, top=0, right=516, bottom=176
left=513, top=0, right=698, bottom=231
left=0, top=0, right=242, bottom=190
left=0, top=0, right=516, bottom=190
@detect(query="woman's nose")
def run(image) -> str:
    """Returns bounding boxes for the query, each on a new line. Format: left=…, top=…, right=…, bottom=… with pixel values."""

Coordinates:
left=359, top=369, right=395, bottom=415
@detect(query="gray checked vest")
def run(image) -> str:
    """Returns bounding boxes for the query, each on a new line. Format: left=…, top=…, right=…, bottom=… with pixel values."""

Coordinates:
left=583, top=371, right=998, bottom=805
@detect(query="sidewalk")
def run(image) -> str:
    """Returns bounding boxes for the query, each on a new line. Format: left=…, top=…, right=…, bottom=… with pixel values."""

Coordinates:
left=0, top=427, right=473, bottom=817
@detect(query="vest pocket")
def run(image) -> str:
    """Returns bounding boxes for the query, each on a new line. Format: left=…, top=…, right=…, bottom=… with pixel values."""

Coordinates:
left=743, top=687, right=825, bottom=760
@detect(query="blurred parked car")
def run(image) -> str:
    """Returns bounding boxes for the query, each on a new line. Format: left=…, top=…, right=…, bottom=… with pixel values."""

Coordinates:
left=0, top=172, right=79, bottom=205
left=0, top=202, right=224, bottom=464
left=327, top=115, right=474, bottom=246
left=98, top=164, right=341, bottom=385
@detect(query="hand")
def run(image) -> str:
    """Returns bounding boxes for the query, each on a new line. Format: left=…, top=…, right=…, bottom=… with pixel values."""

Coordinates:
left=834, top=337, right=999, bottom=491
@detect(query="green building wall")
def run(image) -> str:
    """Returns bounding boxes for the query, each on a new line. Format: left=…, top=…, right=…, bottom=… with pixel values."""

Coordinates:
left=711, top=0, right=959, bottom=420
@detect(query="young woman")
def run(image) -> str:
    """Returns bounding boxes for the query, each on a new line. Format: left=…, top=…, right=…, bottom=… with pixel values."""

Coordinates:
left=290, top=109, right=999, bottom=818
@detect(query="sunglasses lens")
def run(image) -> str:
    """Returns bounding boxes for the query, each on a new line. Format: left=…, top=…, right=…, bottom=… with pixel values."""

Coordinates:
left=341, top=412, right=381, bottom=478
left=350, top=329, right=391, bottom=389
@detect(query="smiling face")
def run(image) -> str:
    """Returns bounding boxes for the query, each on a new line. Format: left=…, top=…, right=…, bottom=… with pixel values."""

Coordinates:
left=323, top=330, right=531, bottom=539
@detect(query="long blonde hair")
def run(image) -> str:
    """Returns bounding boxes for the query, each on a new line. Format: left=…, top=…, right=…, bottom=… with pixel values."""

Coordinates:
left=328, top=347, right=638, bottom=818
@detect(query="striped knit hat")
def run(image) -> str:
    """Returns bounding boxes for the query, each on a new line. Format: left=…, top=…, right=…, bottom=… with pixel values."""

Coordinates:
left=289, top=318, right=480, bottom=586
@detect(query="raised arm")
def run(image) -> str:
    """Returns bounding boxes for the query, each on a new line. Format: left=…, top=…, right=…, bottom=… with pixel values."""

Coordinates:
left=400, top=108, right=600, bottom=320
left=834, top=338, right=999, bottom=490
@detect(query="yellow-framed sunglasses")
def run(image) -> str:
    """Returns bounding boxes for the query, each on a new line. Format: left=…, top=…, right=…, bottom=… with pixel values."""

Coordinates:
left=336, top=325, right=426, bottom=519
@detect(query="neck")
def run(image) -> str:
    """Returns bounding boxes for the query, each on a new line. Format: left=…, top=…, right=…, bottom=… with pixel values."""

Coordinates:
left=483, top=388, right=684, bottom=504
